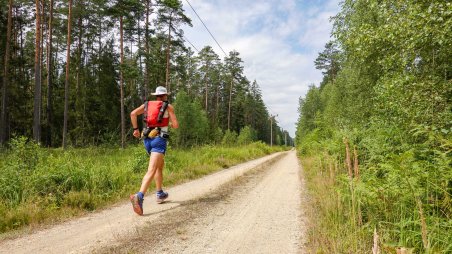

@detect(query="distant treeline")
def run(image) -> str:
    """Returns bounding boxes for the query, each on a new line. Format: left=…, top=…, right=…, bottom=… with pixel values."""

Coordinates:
left=0, top=0, right=291, bottom=148
left=297, top=0, right=451, bottom=252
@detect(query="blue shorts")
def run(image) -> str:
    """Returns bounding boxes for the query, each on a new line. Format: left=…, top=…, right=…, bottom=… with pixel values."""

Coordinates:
left=143, top=137, right=167, bottom=155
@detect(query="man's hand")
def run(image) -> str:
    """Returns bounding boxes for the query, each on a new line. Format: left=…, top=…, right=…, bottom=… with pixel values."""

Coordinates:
left=130, top=104, right=145, bottom=138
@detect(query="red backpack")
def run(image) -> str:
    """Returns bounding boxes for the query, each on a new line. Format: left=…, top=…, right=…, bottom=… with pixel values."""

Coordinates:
left=143, top=101, right=169, bottom=127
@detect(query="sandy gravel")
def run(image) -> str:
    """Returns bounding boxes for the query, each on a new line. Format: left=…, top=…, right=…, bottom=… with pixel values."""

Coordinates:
left=0, top=150, right=307, bottom=254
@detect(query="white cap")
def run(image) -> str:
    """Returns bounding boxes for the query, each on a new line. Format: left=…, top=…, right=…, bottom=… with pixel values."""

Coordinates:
left=151, top=86, right=170, bottom=96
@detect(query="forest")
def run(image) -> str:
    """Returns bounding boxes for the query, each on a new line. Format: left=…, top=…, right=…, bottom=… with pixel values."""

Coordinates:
left=0, top=0, right=290, bottom=149
left=296, top=0, right=451, bottom=252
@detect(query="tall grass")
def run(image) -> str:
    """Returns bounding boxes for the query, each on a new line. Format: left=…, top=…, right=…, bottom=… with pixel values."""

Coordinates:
left=299, top=130, right=452, bottom=253
left=0, top=137, right=285, bottom=234
left=302, top=155, right=370, bottom=253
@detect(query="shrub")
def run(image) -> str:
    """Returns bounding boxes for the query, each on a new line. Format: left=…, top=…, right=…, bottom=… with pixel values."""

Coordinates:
left=237, top=126, right=254, bottom=145
left=221, top=130, right=237, bottom=146
left=8, top=136, right=41, bottom=172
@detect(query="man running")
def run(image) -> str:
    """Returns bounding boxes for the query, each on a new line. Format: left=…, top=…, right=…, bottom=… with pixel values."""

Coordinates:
left=129, top=86, right=179, bottom=215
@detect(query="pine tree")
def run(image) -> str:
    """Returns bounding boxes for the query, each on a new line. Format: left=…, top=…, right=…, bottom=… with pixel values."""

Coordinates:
left=223, top=50, right=244, bottom=130
left=45, top=0, right=54, bottom=146
left=33, top=0, right=42, bottom=143
left=155, top=0, right=192, bottom=91
left=0, top=0, right=13, bottom=144
left=63, top=0, right=73, bottom=149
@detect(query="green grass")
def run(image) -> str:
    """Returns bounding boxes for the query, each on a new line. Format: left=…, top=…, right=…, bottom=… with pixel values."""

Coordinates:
left=300, top=151, right=452, bottom=254
left=301, top=155, right=371, bottom=254
left=0, top=138, right=286, bottom=234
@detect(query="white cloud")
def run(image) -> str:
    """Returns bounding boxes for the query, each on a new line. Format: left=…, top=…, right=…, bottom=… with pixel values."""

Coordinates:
left=182, top=0, right=341, bottom=138
left=298, top=11, right=336, bottom=50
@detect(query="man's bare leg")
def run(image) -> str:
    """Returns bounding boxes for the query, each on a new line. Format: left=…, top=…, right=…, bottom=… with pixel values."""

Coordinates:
left=154, top=155, right=168, bottom=203
left=139, top=152, right=164, bottom=194
left=155, top=157, right=165, bottom=191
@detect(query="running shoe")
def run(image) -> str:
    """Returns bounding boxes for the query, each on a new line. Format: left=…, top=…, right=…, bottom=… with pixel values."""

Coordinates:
left=156, top=190, right=168, bottom=204
left=130, top=193, right=143, bottom=215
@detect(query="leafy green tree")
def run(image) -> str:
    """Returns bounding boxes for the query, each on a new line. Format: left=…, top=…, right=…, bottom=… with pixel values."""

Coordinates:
left=297, top=0, right=452, bottom=251
left=295, top=85, right=322, bottom=143
left=237, top=126, right=254, bottom=145
left=171, top=91, right=208, bottom=147
left=221, top=129, right=237, bottom=147
left=211, top=127, right=223, bottom=145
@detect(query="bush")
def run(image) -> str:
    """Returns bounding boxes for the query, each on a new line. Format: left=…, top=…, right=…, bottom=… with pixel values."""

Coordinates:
left=0, top=136, right=42, bottom=206
left=211, top=127, right=224, bottom=145
left=221, top=130, right=237, bottom=146
left=172, top=91, right=210, bottom=147
left=8, top=136, right=41, bottom=172
left=237, top=126, right=254, bottom=145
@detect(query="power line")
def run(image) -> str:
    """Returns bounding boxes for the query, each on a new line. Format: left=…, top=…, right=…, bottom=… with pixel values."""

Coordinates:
left=183, top=35, right=200, bottom=52
left=184, top=0, right=228, bottom=57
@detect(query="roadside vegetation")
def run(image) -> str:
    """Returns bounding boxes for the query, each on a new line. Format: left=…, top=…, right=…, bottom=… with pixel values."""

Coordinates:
left=297, top=1, right=451, bottom=253
left=0, top=136, right=285, bottom=235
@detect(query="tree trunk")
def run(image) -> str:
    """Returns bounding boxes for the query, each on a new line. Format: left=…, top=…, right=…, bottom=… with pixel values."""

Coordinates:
left=33, top=0, right=42, bottom=143
left=270, top=117, right=273, bottom=146
left=46, top=0, right=54, bottom=147
left=63, top=0, right=73, bottom=149
left=19, top=7, right=25, bottom=84
left=227, top=79, right=233, bottom=130
left=216, top=81, right=219, bottom=124
left=119, top=16, right=125, bottom=149
left=75, top=13, right=84, bottom=146
left=165, top=16, right=172, bottom=90
left=76, top=15, right=83, bottom=105
left=98, top=18, right=102, bottom=84
left=144, top=0, right=151, bottom=101
left=205, top=65, right=209, bottom=110
left=137, top=19, right=143, bottom=98
left=1, top=0, right=13, bottom=144
left=40, top=0, right=45, bottom=105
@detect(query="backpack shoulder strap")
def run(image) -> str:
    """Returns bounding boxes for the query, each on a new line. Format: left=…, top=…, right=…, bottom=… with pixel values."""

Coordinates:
left=143, top=101, right=148, bottom=123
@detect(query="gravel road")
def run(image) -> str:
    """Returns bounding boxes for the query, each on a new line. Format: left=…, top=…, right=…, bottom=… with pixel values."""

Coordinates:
left=0, top=150, right=307, bottom=254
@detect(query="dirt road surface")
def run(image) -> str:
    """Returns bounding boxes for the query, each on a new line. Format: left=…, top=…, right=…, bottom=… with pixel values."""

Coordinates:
left=0, top=150, right=307, bottom=253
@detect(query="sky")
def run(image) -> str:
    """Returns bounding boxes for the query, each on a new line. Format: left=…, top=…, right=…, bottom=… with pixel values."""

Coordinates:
left=180, top=0, right=341, bottom=138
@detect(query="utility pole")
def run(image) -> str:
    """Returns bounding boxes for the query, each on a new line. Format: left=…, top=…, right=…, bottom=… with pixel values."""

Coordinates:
left=269, top=114, right=277, bottom=147
left=285, top=131, right=287, bottom=146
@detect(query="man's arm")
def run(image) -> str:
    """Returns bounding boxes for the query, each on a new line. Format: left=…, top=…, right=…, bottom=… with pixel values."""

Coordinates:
left=130, top=104, right=145, bottom=138
left=167, top=105, right=179, bottom=129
